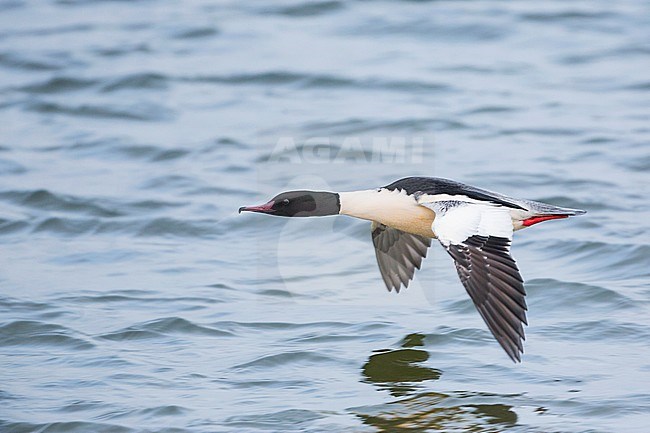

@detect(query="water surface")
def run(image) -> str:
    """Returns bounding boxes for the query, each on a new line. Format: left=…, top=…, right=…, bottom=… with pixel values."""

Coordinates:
left=1, top=1, right=649, bottom=432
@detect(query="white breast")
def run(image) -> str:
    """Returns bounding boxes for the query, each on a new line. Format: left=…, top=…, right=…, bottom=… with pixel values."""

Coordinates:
left=339, top=189, right=435, bottom=238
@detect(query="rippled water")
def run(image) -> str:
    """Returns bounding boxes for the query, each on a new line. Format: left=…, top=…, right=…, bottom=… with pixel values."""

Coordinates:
left=1, top=1, right=649, bottom=432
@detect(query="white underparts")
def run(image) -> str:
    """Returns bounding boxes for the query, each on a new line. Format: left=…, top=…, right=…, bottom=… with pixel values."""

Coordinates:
left=421, top=201, right=513, bottom=246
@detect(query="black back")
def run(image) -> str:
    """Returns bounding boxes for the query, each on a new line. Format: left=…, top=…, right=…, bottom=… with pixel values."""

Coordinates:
left=383, top=177, right=526, bottom=210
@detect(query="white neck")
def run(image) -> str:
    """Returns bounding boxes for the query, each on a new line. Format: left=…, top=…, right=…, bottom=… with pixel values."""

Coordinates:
left=338, top=189, right=435, bottom=237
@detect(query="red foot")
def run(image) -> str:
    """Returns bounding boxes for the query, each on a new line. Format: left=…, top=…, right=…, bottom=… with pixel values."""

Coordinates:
left=522, top=214, right=569, bottom=227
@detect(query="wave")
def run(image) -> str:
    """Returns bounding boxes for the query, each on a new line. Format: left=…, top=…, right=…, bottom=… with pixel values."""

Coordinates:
left=184, top=71, right=453, bottom=94
left=526, top=278, right=637, bottom=311
left=0, top=189, right=122, bottom=217
left=40, top=137, right=194, bottom=163
left=170, top=26, right=219, bottom=40
left=537, top=320, right=649, bottom=343
left=0, top=420, right=134, bottom=433
left=100, top=73, right=169, bottom=92
left=98, top=317, right=234, bottom=342
left=232, top=351, right=342, bottom=370
left=266, top=1, right=344, bottom=18
left=534, top=241, right=650, bottom=280
left=0, top=214, right=223, bottom=238
left=18, top=76, right=98, bottom=94
left=225, top=409, right=324, bottom=430
left=26, top=101, right=174, bottom=121
left=0, top=320, right=94, bottom=350
left=0, top=51, right=72, bottom=71
left=520, top=10, right=617, bottom=22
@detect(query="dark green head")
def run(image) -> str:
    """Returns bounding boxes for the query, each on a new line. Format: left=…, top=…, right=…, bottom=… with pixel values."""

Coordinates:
left=239, top=190, right=340, bottom=217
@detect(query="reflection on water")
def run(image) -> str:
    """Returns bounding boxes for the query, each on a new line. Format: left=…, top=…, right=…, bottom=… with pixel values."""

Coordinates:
left=353, top=392, right=518, bottom=433
left=359, top=334, right=517, bottom=431
left=362, top=333, right=441, bottom=397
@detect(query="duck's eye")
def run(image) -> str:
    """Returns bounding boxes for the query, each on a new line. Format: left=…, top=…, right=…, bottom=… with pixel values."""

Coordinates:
left=282, top=199, right=290, bottom=205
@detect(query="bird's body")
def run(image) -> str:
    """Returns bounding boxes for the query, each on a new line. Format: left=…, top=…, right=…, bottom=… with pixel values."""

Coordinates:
left=239, top=177, right=585, bottom=362
left=339, top=188, right=436, bottom=238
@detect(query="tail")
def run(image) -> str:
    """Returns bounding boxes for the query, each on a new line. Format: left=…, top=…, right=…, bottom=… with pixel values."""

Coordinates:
left=513, top=200, right=586, bottom=228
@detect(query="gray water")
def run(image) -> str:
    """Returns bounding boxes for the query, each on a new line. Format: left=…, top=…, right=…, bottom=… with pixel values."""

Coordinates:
left=1, top=1, right=649, bottom=432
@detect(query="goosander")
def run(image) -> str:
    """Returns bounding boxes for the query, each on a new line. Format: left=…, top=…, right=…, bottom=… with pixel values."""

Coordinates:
left=239, top=177, right=586, bottom=362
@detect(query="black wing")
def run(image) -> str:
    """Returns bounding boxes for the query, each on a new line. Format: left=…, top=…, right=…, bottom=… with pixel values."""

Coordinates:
left=371, top=222, right=432, bottom=292
left=383, top=177, right=526, bottom=210
left=444, top=234, right=528, bottom=362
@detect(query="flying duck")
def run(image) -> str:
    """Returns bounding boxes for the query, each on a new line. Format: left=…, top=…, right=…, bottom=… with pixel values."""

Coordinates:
left=239, top=177, right=586, bottom=362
